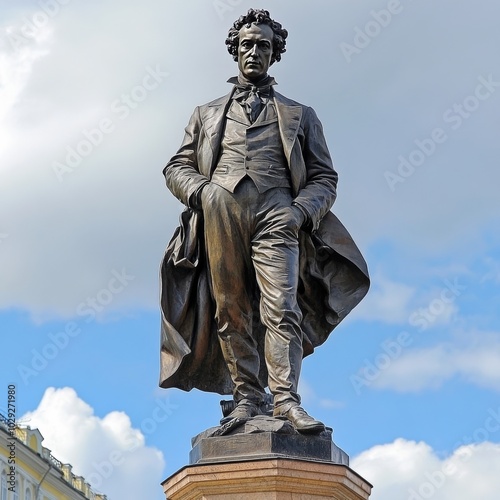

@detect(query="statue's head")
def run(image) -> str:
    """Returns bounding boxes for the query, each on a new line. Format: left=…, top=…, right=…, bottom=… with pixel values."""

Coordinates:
left=226, top=9, right=288, bottom=81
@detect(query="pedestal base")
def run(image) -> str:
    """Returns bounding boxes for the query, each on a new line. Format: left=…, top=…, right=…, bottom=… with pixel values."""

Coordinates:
left=190, top=429, right=348, bottom=466
left=189, top=416, right=348, bottom=466
left=162, top=458, right=372, bottom=499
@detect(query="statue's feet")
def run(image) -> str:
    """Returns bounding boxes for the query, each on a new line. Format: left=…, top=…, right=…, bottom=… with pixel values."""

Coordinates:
left=220, top=400, right=262, bottom=425
left=274, top=405, right=325, bottom=434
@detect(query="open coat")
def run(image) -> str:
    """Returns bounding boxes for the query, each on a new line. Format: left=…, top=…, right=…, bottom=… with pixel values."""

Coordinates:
left=159, top=89, right=370, bottom=394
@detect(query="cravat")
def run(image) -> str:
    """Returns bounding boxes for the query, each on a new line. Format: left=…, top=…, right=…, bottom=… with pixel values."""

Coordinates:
left=233, top=85, right=272, bottom=122
left=231, top=76, right=275, bottom=122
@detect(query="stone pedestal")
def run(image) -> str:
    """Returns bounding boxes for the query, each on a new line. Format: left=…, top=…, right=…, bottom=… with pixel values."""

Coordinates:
left=163, top=416, right=372, bottom=499
left=162, top=458, right=372, bottom=499
left=190, top=420, right=348, bottom=466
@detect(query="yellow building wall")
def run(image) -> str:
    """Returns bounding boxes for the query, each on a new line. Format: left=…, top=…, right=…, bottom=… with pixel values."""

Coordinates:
left=1, top=444, right=75, bottom=500
left=28, top=435, right=38, bottom=452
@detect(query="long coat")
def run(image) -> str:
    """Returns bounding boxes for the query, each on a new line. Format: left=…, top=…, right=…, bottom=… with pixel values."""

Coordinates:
left=159, top=89, right=370, bottom=394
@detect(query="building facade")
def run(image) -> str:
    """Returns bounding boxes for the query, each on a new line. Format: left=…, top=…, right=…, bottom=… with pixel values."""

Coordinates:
left=0, top=413, right=107, bottom=500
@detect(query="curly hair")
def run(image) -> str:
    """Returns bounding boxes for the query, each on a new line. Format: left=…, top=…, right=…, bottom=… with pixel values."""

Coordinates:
left=225, top=8, right=288, bottom=65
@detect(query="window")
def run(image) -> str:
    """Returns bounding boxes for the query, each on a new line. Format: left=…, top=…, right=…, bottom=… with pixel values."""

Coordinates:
left=25, top=487, right=33, bottom=500
left=12, top=481, right=18, bottom=500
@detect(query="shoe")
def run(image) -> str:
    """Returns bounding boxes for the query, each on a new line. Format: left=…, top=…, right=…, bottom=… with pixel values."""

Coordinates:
left=220, top=400, right=261, bottom=425
left=275, top=405, right=325, bottom=434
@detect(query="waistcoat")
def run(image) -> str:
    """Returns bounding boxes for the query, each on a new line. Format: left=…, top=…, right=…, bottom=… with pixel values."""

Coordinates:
left=211, top=99, right=291, bottom=193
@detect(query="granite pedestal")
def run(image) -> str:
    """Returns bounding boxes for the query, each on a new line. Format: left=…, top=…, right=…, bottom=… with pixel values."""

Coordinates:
left=163, top=416, right=372, bottom=499
left=163, top=458, right=372, bottom=499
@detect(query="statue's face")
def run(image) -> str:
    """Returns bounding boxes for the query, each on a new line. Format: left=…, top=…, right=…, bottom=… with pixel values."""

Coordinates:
left=237, top=23, right=274, bottom=81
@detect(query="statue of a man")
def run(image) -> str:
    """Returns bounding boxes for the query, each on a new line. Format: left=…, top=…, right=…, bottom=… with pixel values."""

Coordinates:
left=159, top=9, right=369, bottom=433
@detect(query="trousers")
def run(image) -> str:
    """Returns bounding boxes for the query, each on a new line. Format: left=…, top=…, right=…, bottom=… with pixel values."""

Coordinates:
left=201, top=178, right=303, bottom=410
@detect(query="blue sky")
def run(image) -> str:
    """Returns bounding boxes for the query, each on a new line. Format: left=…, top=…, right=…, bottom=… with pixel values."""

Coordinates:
left=1, top=1, right=499, bottom=499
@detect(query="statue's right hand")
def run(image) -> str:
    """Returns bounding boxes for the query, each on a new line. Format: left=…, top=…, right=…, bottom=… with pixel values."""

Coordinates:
left=200, top=182, right=213, bottom=208
left=190, top=181, right=211, bottom=210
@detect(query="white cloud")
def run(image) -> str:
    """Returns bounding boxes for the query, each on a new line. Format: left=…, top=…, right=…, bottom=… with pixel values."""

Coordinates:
left=319, top=398, right=345, bottom=410
left=372, top=333, right=500, bottom=393
left=407, top=292, right=459, bottom=332
left=298, top=378, right=344, bottom=410
left=21, top=387, right=165, bottom=500
left=354, top=271, right=416, bottom=324
left=0, top=15, right=53, bottom=168
left=352, top=270, right=468, bottom=330
left=352, top=438, right=500, bottom=500
left=0, top=20, right=52, bottom=123
left=480, top=257, right=500, bottom=285
left=0, top=1, right=184, bottom=318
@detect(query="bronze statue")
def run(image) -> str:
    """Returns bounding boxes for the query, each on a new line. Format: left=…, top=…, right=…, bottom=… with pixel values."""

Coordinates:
left=159, top=9, right=369, bottom=434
